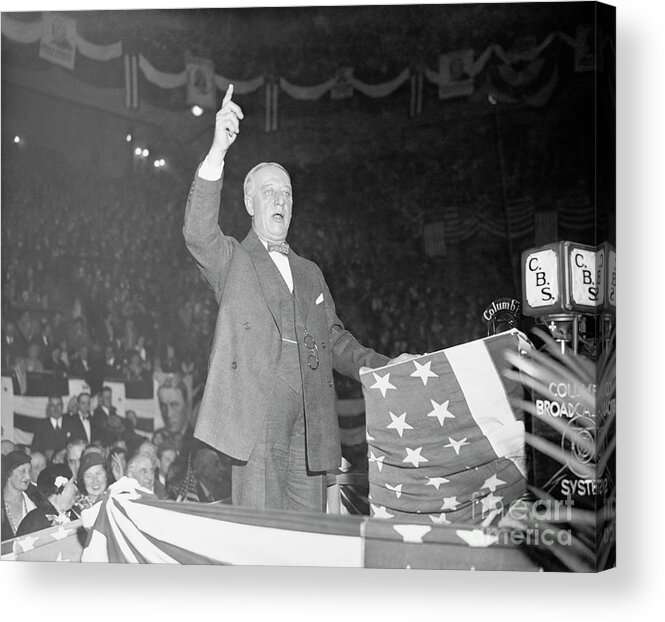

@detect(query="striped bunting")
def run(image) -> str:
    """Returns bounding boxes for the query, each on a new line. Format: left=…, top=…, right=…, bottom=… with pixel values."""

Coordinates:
left=72, top=478, right=539, bottom=569
left=2, top=373, right=162, bottom=444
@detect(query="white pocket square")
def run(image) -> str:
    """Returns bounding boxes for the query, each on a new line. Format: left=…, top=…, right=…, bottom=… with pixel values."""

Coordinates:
left=315, top=293, right=324, bottom=305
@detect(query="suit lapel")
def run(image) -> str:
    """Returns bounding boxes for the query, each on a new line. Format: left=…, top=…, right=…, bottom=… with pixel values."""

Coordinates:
left=288, top=251, right=312, bottom=322
left=242, top=230, right=283, bottom=331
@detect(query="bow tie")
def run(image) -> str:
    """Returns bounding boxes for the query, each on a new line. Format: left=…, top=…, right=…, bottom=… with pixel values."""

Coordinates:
left=268, top=242, right=290, bottom=255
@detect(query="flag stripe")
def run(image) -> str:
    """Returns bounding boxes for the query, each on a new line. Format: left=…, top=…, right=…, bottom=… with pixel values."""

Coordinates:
left=446, top=338, right=525, bottom=465
left=118, top=497, right=364, bottom=566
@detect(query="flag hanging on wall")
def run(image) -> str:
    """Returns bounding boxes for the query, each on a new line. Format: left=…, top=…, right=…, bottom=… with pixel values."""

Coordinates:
left=438, top=49, right=475, bottom=100
left=361, top=330, right=530, bottom=526
left=185, top=54, right=216, bottom=109
left=39, top=12, right=77, bottom=70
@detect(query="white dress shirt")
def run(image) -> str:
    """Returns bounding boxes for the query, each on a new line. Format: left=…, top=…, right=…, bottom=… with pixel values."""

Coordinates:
left=78, top=413, right=92, bottom=442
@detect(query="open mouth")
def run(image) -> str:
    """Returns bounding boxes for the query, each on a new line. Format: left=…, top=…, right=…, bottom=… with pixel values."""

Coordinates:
left=272, top=213, right=284, bottom=222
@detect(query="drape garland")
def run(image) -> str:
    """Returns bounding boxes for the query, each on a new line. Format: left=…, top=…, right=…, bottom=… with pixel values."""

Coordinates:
left=2, top=13, right=615, bottom=107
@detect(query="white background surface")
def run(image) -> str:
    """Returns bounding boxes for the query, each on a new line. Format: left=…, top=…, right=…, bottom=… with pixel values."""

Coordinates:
left=0, top=0, right=661, bottom=619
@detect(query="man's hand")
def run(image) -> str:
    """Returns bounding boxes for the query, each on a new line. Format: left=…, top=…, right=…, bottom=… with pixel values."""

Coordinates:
left=208, top=84, right=244, bottom=163
left=359, top=353, right=420, bottom=376
left=388, top=353, right=420, bottom=365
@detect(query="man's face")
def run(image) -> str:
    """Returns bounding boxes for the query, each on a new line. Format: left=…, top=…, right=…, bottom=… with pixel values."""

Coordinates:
left=159, top=448, right=177, bottom=477
left=67, top=444, right=84, bottom=478
left=158, top=387, right=188, bottom=434
left=101, top=389, right=112, bottom=408
left=129, top=456, right=155, bottom=491
left=30, top=452, right=47, bottom=482
left=78, top=394, right=91, bottom=415
left=47, top=396, right=64, bottom=420
left=246, top=165, right=293, bottom=243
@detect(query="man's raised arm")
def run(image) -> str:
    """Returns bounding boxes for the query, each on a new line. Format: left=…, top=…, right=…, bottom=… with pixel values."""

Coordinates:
left=183, top=85, right=244, bottom=297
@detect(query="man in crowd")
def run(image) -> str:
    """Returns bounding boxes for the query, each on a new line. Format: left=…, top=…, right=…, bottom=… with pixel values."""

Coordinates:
left=32, top=394, right=74, bottom=457
left=156, top=444, right=177, bottom=499
left=93, top=385, right=116, bottom=444
left=30, top=450, right=47, bottom=485
left=66, top=438, right=86, bottom=479
left=68, top=391, right=95, bottom=444
left=193, top=448, right=231, bottom=503
left=2, top=320, right=26, bottom=370
left=156, top=377, right=199, bottom=456
left=183, top=85, right=411, bottom=512
left=127, top=454, right=156, bottom=493
left=121, top=410, right=145, bottom=456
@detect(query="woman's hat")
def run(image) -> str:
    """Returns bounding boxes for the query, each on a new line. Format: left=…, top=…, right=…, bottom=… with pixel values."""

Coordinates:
left=78, top=451, right=106, bottom=477
left=37, top=464, right=73, bottom=497
left=2, top=450, right=31, bottom=476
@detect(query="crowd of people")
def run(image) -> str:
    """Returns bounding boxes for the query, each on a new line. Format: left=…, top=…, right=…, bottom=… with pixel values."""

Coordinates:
left=1, top=376, right=232, bottom=541
left=2, top=147, right=508, bottom=395
left=1, top=143, right=514, bottom=534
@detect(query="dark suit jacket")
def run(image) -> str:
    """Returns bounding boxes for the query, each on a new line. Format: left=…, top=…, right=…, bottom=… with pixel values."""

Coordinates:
left=32, top=417, right=77, bottom=455
left=65, top=413, right=100, bottom=445
left=184, top=171, right=388, bottom=472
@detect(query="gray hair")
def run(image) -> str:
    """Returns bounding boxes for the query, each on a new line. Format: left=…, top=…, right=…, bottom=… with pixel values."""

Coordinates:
left=243, top=162, right=290, bottom=203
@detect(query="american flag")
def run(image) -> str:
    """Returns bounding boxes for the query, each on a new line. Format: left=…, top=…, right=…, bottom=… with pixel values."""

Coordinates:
left=361, top=329, right=530, bottom=526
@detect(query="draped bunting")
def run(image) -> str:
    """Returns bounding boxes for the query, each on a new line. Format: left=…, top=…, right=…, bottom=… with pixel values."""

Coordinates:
left=429, top=198, right=596, bottom=245
left=67, top=477, right=540, bottom=568
left=2, top=14, right=609, bottom=110
left=2, top=13, right=123, bottom=61
left=280, top=76, right=337, bottom=100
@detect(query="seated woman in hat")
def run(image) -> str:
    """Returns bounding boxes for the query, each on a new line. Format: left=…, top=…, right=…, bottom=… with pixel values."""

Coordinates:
left=1, top=450, right=44, bottom=541
left=74, top=451, right=111, bottom=511
left=16, top=464, right=78, bottom=537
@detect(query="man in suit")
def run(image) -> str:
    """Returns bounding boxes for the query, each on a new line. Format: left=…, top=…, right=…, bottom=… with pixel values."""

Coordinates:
left=67, top=391, right=97, bottom=445
left=193, top=447, right=231, bottom=503
left=184, top=85, right=411, bottom=512
left=2, top=320, right=27, bottom=371
left=32, top=395, right=75, bottom=458
left=92, top=385, right=116, bottom=445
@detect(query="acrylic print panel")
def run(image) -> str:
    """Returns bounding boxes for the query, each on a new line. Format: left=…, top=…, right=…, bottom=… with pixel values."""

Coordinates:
left=0, top=2, right=614, bottom=571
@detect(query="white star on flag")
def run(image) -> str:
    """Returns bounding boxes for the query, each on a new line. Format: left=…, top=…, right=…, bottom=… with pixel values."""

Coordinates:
left=441, top=496, right=460, bottom=511
left=445, top=436, right=470, bottom=455
left=426, top=399, right=456, bottom=426
left=387, top=411, right=413, bottom=437
left=410, top=360, right=438, bottom=386
left=481, top=474, right=506, bottom=493
left=51, top=525, right=70, bottom=541
left=430, top=513, right=452, bottom=525
left=386, top=483, right=403, bottom=498
left=403, top=446, right=429, bottom=467
left=456, top=529, right=499, bottom=548
left=394, top=525, right=432, bottom=543
left=371, top=504, right=395, bottom=519
left=425, top=476, right=450, bottom=490
left=366, top=431, right=374, bottom=442
left=56, top=552, right=71, bottom=562
left=368, top=451, right=385, bottom=472
left=370, top=372, right=396, bottom=398
left=480, top=493, right=503, bottom=515
left=17, top=534, right=38, bottom=552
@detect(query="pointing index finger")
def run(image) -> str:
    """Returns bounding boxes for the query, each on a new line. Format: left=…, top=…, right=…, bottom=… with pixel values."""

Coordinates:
left=222, top=83, right=234, bottom=106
